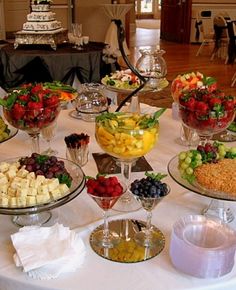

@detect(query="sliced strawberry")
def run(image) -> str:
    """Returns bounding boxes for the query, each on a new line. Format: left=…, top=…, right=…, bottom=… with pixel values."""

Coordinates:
left=11, top=103, right=25, bottom=120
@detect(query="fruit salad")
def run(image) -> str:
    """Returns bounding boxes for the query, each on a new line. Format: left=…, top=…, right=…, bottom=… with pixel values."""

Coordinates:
left=171, top=71, right=217, bottom=103
left=95, top=109, right=165, bottom=160
left=1, top=83, right=60, bottom=133
left=178, top=89, right=235, bottom=135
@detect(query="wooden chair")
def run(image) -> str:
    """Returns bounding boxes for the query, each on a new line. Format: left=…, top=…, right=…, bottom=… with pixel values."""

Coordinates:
left=211, top=15, right=229, bottom=62
left=196, top=20, right=215, bottom=57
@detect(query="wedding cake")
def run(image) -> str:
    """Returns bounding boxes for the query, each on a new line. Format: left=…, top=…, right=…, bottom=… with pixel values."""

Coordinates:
left=14, top=0, right=68, bottom=50
left=22, top=0, right=62, bottom=32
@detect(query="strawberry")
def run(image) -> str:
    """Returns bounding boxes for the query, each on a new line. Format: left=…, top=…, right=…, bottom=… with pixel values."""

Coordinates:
left=11, top=103, right=25, bottom=120
left=223, top=100, right=235, bottom=111
left=194, top=101, right=209, bottom=113
left=180, top=97, right=196, bottom=111
left=27, top=101, right=43, bottom=118
left=209, top=97, right=222, bottom=109
left=44, top=95, right=59, bottom=108
left=17, top=94, right=29, bottom=104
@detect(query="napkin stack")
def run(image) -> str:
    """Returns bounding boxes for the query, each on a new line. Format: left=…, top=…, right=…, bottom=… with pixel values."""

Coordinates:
left=11, top=223, right=86, bottom=280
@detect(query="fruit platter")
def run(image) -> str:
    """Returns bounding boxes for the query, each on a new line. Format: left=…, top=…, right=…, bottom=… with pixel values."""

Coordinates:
left=168, top=142, right=236, bottom=201
left=0, top=116, right=18, bottom=144
left=101, top=70, right=168, bottom=94
left=0, top=153, right=85, bottom=226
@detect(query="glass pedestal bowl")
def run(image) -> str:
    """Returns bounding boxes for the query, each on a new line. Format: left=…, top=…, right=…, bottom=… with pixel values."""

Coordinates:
left=0, top=157, right=85, bottom=227
left=3, top=104, right=60, bottom=153
left=95, top=112, right=160, bottom=212
left=168, top=155, right=236, bottom=223
left=178, top=103, right=235, bottom=145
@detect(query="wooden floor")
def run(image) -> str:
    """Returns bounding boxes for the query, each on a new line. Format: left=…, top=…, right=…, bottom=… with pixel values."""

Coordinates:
left=118, top=27, right=236, bottom=108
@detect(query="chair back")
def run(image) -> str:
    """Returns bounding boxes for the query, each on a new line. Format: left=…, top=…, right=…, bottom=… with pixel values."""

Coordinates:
left=213, top=15, right=228, bottom=39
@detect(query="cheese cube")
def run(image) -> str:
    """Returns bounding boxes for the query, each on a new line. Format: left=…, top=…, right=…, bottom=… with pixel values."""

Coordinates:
left=20, top=179, right=30, bottom=189
left=0, top=184, right=8, bottom=195
left=47, top=178, right=60, bottom=192
left=0, top=162, right=10, bottom=173
left=37, top=184, right=49, bottom=195
left=16, top=187, right=29, bottom=197
left=17, top=168, right=29, bottom=178
left=27, top=172, right=36, bottom=180
left=0, top=175, right=8, bottom=185
left=8, top=187, right=16, bottom=197
left=6, top=170, right=17, bottom=180
left=58, top=183, right=69, bottom=196
left=50, top=188, right=61, bottom=200
left=36, top=175, right=46, bottom=184
left=9, top=197, right=17, bottom=207
left=36, top=193, right=50, bottom=204
left=26, top=196, right=36, bottom=206
left=17, top=197, right=26, bottom=207
left=0, top=196, right=8, bottom=207
left=28, top=188, right=37, bottom=196
left=11, top=177, right=23, bottom=189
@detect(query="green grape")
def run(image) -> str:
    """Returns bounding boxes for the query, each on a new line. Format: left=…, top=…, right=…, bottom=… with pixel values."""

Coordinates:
left=184, top=156, right=192, bottom=164
left=186, top=167, right=193, bottom=175
left=180, top=162, right=188, bottom=170
left=179, top=152, right=187, bottom=160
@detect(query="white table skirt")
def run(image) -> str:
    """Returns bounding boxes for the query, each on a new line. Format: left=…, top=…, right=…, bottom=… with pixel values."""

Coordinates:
left=101, top=4, right=133, bottom=56
left=0, top=105, right=236, bottom=290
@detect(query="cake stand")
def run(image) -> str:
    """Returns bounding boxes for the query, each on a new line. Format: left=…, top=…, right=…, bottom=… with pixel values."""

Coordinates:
left=14, top=29, right=68, bottom=50
left=168, top=155, right=235, bottom=223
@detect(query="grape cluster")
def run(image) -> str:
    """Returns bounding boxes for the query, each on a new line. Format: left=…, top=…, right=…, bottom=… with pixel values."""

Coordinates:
left=130, top=173, right=169, bottom=198
left=19, top=153, right=72, bottom=187
left=196, top=143, right=218, bottom=163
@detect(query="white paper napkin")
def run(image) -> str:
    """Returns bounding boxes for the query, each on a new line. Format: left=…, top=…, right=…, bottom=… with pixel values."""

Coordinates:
left=11, top=223, right=86, bottom=280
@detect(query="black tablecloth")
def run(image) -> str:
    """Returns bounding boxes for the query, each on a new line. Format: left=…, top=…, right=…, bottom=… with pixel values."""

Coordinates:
left=0, top=42, right=110, bottom=89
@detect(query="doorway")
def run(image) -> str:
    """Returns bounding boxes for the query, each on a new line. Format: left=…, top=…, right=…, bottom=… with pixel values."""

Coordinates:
left=135, top=0, right=161, bottom=19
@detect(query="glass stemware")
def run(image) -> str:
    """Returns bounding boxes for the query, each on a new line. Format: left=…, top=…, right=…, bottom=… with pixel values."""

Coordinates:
left=3, top=105, right=61, bottom=154
left=72, top=23, right=83, bottom=50
left=95, top=111, right=161, bottom=212
left=133, top=191, right=170, bottom=248
left=178, top=103, right=235, bottom=145
left=41, top=121, right=58, bottom=156
left=87, top=185, right=125, bottom=248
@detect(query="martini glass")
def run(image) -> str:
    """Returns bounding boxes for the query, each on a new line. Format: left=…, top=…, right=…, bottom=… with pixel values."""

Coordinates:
left=3, top=104, right=60, bottom=154
left=178, top=103, right=235, bottom=222
left=87, top=185, right=125, bottom=248
left=132, top=186, right=170, bottom=247
left=95, top=111, right=160, bottom=212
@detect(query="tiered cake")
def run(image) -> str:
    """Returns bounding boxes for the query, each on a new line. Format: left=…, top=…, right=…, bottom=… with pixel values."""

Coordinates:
left=14, top=0, right=68, bottom=50
left=23, top=1, right=62, bottom=32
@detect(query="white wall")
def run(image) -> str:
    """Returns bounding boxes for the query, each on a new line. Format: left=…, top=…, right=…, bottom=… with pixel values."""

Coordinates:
left=74, top=0, right=125, bottom=42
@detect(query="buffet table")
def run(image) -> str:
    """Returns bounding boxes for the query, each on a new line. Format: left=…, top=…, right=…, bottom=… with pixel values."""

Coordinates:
left=0, top=106, right=236, bottom=290
left=0, top=42, right=106, bottom=89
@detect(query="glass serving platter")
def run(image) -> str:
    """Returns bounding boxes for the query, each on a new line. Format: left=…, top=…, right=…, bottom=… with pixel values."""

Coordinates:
left=0, top=126, right=18, bottom=144
left=167, top=155, right=236, bottom=202
left=0, top=157, right=85, bottom=226
left=101, top=77, right=168, bottom=94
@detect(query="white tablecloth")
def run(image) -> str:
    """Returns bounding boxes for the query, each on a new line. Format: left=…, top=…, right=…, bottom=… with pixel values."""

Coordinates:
left=101, top=4, right=133, bottom=56
left=0, top=105, right=236, bottom=290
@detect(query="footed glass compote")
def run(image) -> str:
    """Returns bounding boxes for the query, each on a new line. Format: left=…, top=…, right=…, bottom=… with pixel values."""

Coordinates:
left=130, top=172, right=170, bottom=247
left=3, top=105, right=60, bottom=154
left=179, top=101, right=235, bottom=145
left=2, top=84, right=61, bottom=153
left=86, top=176, right=125, bottom=248
left=95, top=110, right=165, bottom=212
